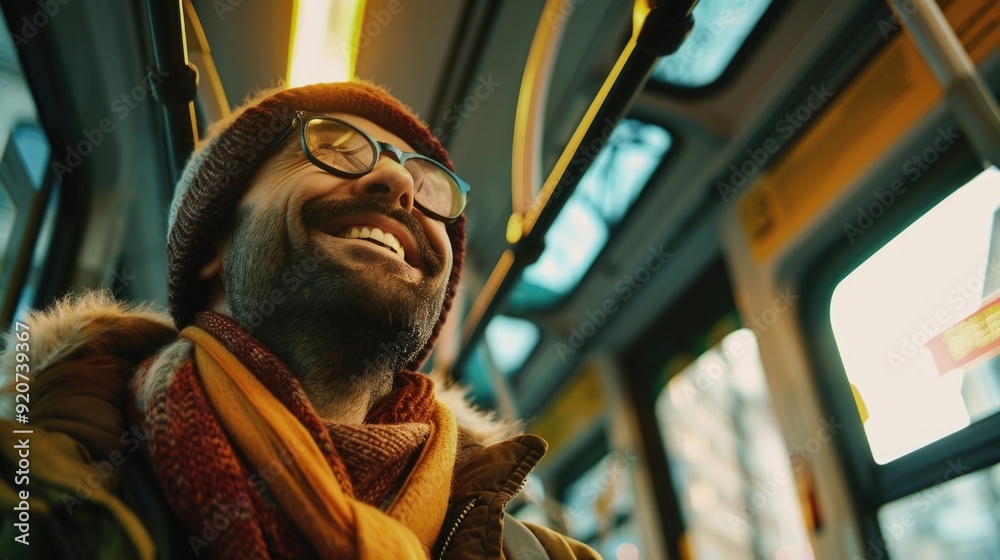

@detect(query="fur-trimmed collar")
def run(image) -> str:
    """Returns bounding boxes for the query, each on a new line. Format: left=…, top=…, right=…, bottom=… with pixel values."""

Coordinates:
left=2, top=290, right=517, bottom=446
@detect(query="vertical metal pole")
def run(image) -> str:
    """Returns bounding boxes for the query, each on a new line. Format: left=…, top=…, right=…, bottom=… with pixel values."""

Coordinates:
left=146, top=0, right=200, bottom=185
left=890, top=0, right=1000, bottom=169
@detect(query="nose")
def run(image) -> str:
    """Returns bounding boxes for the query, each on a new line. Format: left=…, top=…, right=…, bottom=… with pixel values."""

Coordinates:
left=351, top=155, right=415, bottom=213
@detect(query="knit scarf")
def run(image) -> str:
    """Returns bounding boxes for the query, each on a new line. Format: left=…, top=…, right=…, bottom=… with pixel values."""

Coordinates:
left=130, top=312, right=457, bottom=559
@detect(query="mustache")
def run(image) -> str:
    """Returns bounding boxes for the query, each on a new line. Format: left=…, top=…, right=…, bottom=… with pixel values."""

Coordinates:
left=300, top=197, right=445, bottom=274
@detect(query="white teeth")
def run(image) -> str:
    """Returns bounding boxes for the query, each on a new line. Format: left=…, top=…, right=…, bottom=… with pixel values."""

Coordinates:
left=337, top=224, right=405, bottom=260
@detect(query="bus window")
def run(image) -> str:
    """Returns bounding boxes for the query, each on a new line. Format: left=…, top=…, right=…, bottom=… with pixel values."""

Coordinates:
left=657, top=329, right=813, bottom=559
left=830, top=167, right=1000, bottom=464
left=651, top=0, right=774, bottom=88
left=484, top=315, right=540, bottom=377
left=876, top=461, right=1000, bottom=558
left=562, top=451, right=642, bottom=559
left=465, top=314, right=540, bottom=404
left=0, top=14, right=51, bottom=324
left=509, top=120, right=671, bottom=310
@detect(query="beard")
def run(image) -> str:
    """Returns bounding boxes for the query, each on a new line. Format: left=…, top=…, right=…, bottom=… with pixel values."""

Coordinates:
left=221, top=197, right=449, bottom=410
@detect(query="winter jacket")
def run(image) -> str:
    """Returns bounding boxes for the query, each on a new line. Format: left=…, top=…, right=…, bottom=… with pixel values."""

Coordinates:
left=0, top=293, right=600, bottom=559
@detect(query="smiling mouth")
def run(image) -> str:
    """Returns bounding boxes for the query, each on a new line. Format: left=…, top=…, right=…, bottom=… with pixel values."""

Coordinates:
left=304, top=202, right=431, bottom=271
left=335, top=226, right=406, bottom=261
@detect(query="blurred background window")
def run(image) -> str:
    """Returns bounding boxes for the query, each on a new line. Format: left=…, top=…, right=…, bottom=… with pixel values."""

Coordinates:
left=562, top=451, right=643, bottom=559
left=0, top=13, right=53, bottom=326
left=877, top=461, right=1000, bottom=559
left=465, top=314, right=541, bottom=404
left=657, top=329, right=813, bottom=559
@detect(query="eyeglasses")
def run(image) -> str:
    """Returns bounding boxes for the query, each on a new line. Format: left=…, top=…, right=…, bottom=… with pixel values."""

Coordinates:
left=270, top=111, right=470, bottom=223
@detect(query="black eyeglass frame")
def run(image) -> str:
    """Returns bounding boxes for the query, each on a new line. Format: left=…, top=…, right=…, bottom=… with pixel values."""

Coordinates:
left=268, top=110, right=470, bottom=223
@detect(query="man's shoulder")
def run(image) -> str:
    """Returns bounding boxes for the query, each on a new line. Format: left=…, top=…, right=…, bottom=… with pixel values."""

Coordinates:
left=3, top=290, right=177, bottom=373
left=0, top=291, right=184, bottom=559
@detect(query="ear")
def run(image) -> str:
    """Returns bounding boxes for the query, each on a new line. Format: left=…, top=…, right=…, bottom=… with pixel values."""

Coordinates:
left=198, top=238, right=228, bottom=281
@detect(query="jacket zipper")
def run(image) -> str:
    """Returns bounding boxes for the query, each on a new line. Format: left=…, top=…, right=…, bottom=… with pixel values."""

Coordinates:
left=437, top=497, right=480, bottom=560
left=438, top=455, right=538, bottom=559
left=503, top=472, right=532, bottom=510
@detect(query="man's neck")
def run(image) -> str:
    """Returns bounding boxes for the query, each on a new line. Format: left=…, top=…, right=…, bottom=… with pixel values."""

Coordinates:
left=301, top=370, right=391, bottom=424
left=241, top=315, right=397, bottom=425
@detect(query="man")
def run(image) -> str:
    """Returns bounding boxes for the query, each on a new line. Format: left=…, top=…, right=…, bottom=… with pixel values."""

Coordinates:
left=0, top=82, right=601, bottom=559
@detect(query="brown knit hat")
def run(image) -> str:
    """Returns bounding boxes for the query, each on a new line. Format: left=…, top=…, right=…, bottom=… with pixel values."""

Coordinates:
left=167, top=82, right=465, bottom=370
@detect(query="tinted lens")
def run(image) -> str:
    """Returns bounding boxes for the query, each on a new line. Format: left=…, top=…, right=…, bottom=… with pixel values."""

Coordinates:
left=304, top=118, right=376, bottom=173
left=405, top=158, right=466, bottom=219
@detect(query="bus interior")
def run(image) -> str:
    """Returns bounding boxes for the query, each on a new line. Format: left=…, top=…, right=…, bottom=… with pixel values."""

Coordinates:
left=3, top=0, right=1000, bottom=558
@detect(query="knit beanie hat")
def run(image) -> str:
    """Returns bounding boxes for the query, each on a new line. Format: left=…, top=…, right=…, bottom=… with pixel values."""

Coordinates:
left=167, top=82, right=465, bottom=370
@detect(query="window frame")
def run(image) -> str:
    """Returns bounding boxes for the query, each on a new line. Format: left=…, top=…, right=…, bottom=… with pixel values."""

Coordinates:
left=619, top=256, right=737, bottom=559
left=1, top=1, right=92, bottom=319
left=799, top=136, right=1000, bottom=552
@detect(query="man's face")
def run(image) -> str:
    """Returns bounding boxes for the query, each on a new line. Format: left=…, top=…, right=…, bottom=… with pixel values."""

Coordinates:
left=215, top=113, right=454, bottom=371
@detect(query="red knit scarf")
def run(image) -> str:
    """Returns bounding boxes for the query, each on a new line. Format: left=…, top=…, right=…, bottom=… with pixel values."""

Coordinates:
left=130, top=312, right=439, bottom=559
